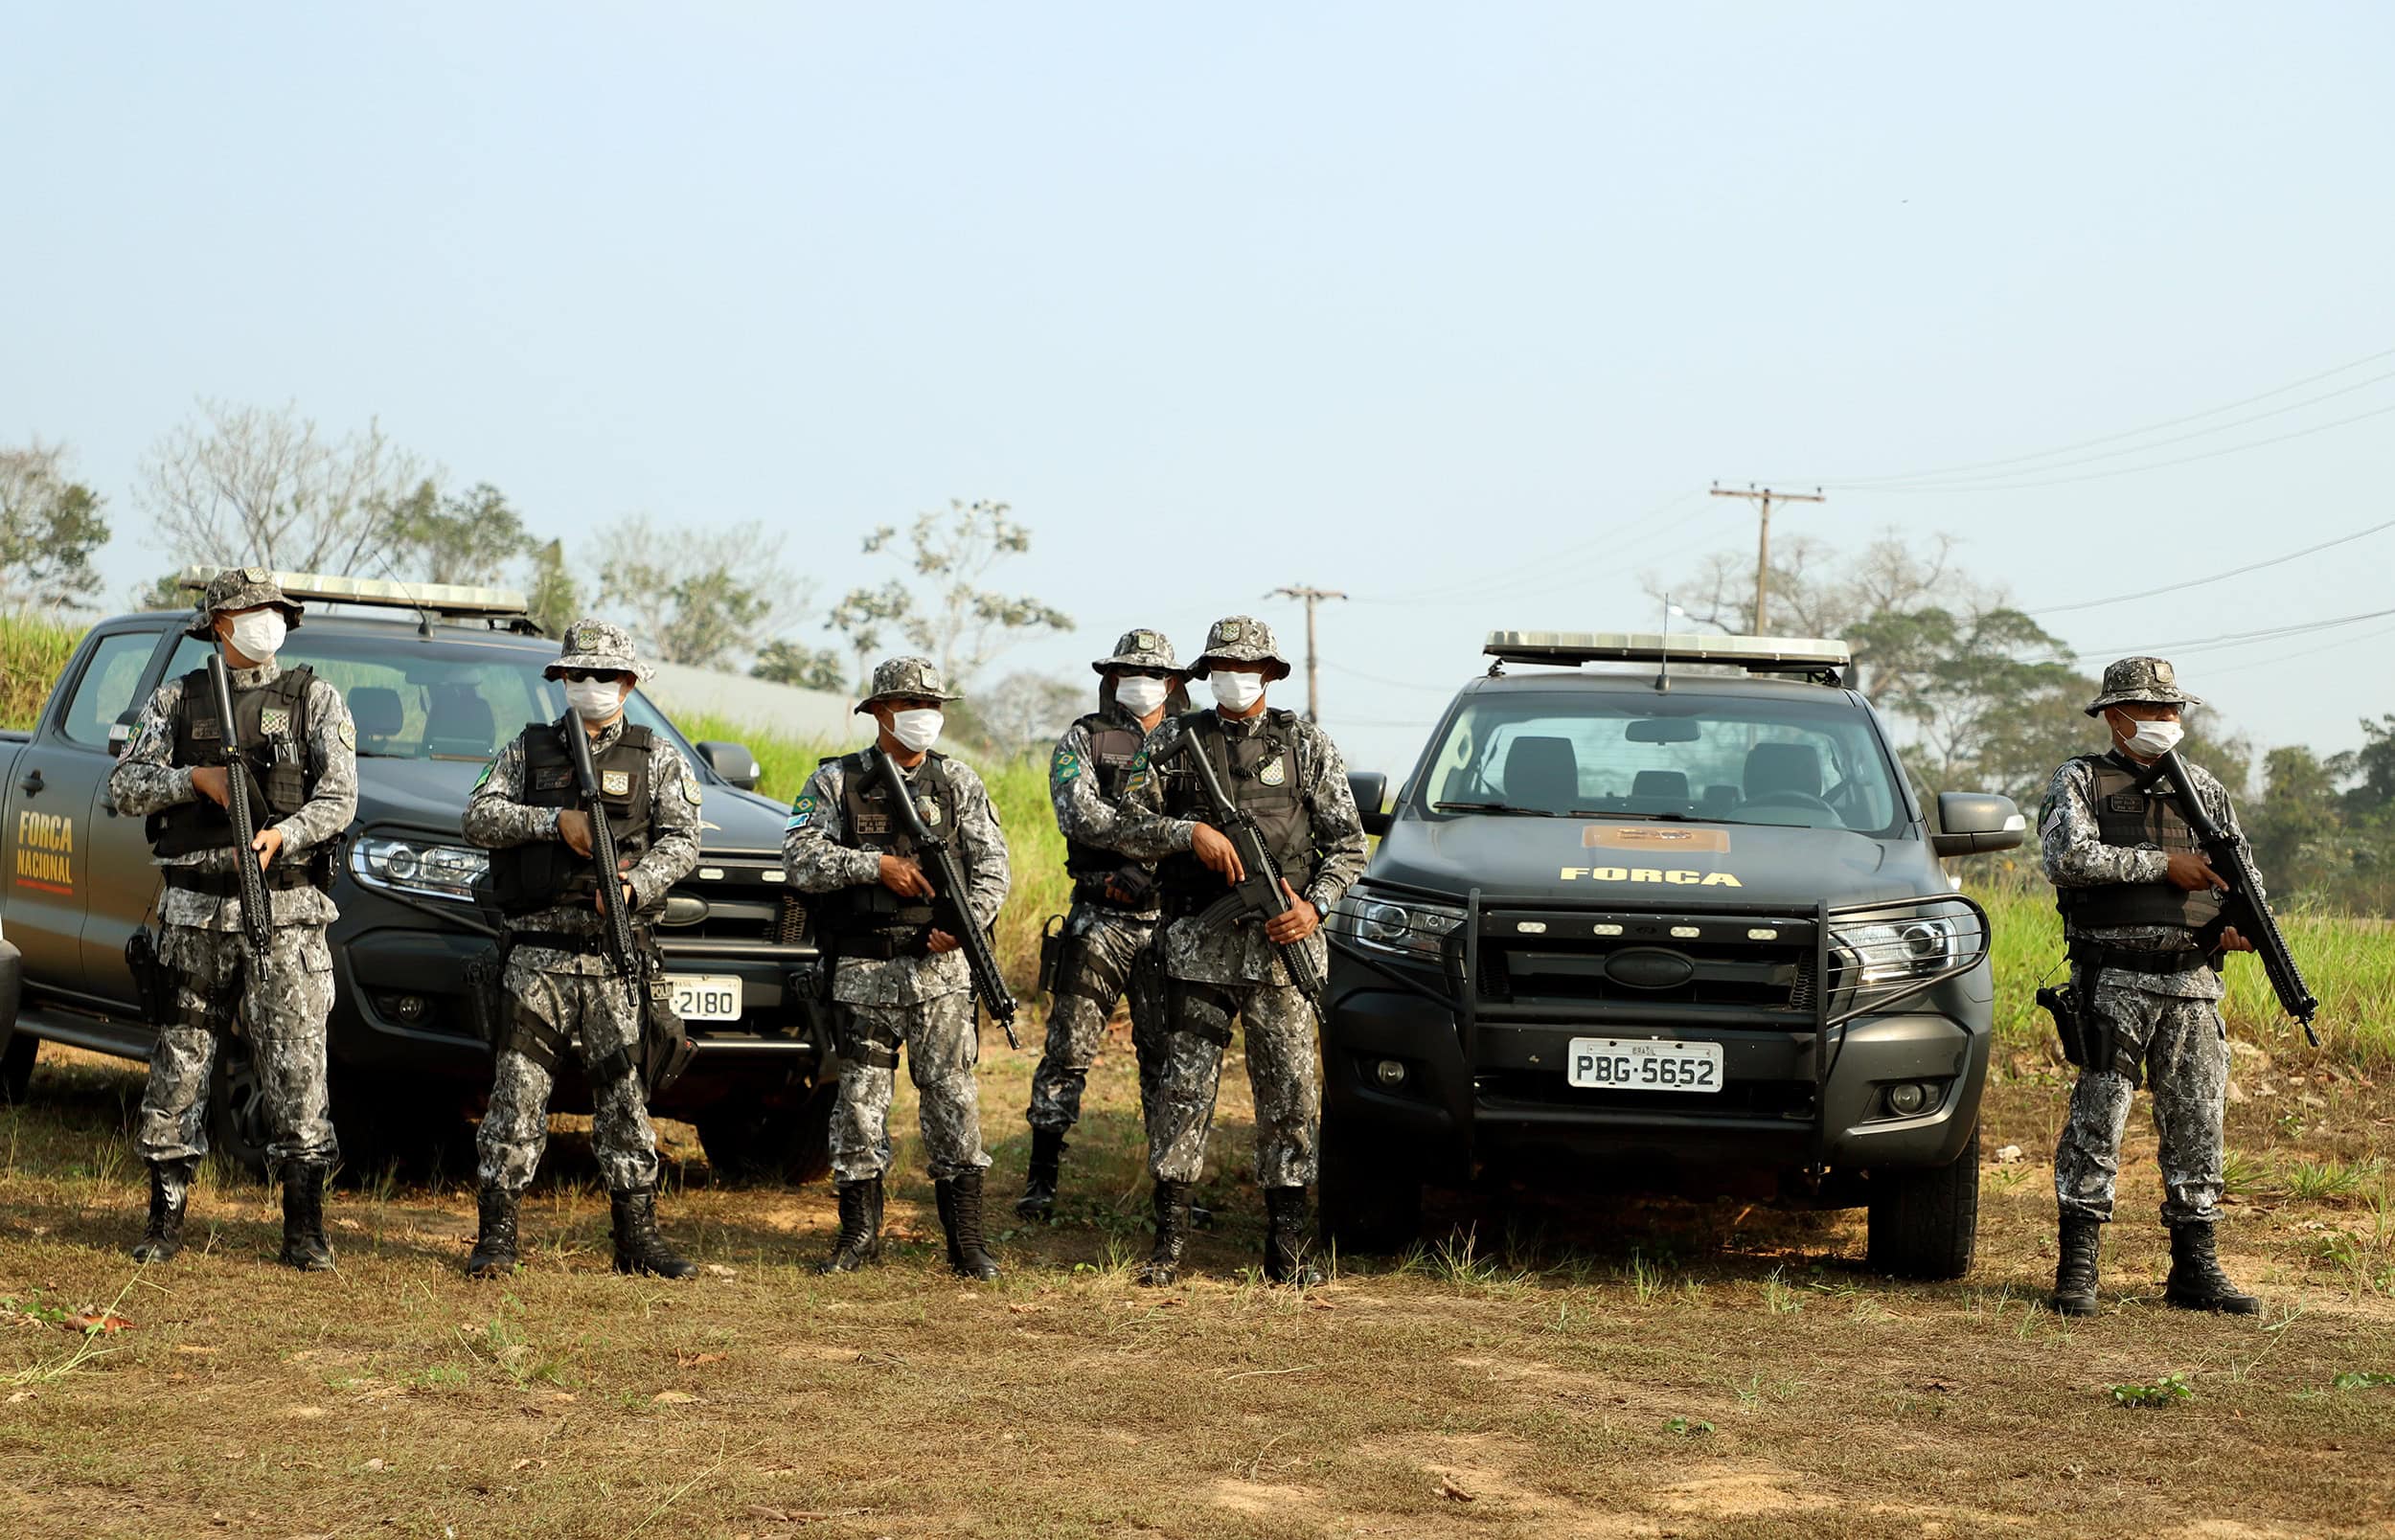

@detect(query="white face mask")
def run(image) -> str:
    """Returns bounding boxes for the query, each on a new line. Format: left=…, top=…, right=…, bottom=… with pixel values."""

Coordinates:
left=888, top=707, right=944, bottom=753
left=1113, top=675, right=1170, bottom=717
left=565, top=678, right=625, bottom=721
left=2112, top=713, right=2184, bottom=758
left=225, top=610, right=285, bottom=662
left=1209, top=669, right=1266, bottom=713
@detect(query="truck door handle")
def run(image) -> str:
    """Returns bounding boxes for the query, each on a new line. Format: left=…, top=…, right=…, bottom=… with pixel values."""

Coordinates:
left=18, top=769, right=41, bottom=796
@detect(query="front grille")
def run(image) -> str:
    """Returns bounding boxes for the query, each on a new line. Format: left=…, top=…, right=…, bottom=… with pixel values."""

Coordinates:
left=1471, top=907, right=1818, bottom=1021
left=657, top=854, right=811, bottom=948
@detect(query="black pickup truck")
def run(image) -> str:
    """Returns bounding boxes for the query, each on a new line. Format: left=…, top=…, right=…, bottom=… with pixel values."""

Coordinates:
left=1318, top=630, right=2026, bottom=1278
left=0, top=572, right=832, bottom=1181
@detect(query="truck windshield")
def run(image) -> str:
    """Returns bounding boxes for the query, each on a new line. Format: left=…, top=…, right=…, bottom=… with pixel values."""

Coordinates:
left=1417, top=689, right=1905, bottom=836
left=159, top=631, right=699, bottom=768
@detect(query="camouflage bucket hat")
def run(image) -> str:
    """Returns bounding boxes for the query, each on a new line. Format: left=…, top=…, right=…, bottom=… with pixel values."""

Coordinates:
left=185, top=565, right=303, bottom=640
left=546, top=618, right=650, bottom=682
left=1091, top=627, right=1184, bottom=676
left=1190, top=615, right=1289, bottom=680
left=2086, top=655, right=2205, bottom=716
left=855, top=654, right=963, bottom=713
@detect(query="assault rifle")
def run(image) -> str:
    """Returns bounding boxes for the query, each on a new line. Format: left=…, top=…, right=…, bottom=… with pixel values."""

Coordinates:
left=564, top=717, right=653, bottom=1040
left=1172, top=734, right=1326, bottom=1014
left=2155, top=747, right=2321, bottom=1048
left=207, top=651, right=274, bottom=964
left=870, top=747, right=1018, bottom=1049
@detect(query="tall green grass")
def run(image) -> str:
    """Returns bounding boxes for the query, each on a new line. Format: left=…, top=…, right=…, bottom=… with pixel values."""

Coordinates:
left=1977, top=886, right=2394, bottom=1069
left=2, top=613, right=79, bottom=732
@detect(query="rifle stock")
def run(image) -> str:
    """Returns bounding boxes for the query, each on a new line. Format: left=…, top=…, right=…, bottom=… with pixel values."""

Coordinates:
left=1173, top=732, right=1326, bottom=1007
left=206, top=652, right=274, bottom=963
left=2156, top=748, right=2321, bottom=1048
left=870, top=747, right=1018, bottom=1049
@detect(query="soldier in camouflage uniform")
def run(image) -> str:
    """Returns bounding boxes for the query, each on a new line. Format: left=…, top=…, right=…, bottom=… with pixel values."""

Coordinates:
left=1016, top=628, right=1190, bottom=1220
left=110, top=567, right=358, bottom=1270
left=782, top=657, right=1014, bottom=1280
left=2041, top=656, right=2263, bottom=1317
left=460, top=621, right=701, bottom=1280
left=1110, top=617, right=1368, bottom=1286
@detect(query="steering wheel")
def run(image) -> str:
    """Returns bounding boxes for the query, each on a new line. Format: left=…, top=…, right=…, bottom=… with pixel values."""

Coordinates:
left=1744, top=789, right=1834, bottom=811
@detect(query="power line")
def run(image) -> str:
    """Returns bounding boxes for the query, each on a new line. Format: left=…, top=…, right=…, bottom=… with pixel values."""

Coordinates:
left=1709, top=484, right=1824, bottom=630
left=2200, top=618, right=2395, bottom=681
left=1802, top=341, right=2395, bottom=487
left=2057, top=604, right=2395, bottom=663
left=1267, top=585, right=1345, bottom=723
left=2028, top=515, right=2395, bottom=616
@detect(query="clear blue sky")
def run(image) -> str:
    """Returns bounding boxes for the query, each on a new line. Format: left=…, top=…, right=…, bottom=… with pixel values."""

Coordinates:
left=8, top=3, right=2390, bottom=779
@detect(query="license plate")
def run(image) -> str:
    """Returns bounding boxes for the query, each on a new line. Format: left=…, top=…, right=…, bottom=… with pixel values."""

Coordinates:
left=666, top=974, right=742, bottom=1021
left=1566, top=1036, right=1722, bottom=1093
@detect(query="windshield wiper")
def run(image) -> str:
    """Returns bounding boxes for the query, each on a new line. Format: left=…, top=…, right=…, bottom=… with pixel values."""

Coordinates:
left=1567, top=809, right=1710, bottom=822
left=1432, top=801, right=1555, bottom=817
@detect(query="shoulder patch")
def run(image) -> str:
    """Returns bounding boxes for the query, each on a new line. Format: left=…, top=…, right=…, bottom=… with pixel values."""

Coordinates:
left=786, top=792, right=816, bottom=831
left=1052, top=746, right=1082, bottom=786
left=681, top=775, right=704, bottom=806
left=337, top=718, right=355, bottom=750
left=473, top=758, right=496, bottom=791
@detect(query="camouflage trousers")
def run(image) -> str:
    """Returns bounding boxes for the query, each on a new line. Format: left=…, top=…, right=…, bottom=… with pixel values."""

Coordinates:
left=137, top=922, right=339, bottom=1184
left=477, top=961, right=659, bottom=1196
left=2054, top=982, right=2229, bottom=1226
left=830, top=990, right=990, bottom=1185
left=1026, top=905, right=1166, bottom=1137
left=1148, top=980, right=1319, bottom=1189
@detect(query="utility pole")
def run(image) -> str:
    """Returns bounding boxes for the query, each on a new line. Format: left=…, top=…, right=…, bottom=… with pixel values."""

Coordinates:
left=1267, top=585, right=1346, bottom=723
left=1709, top=484, right=1824, bottom=632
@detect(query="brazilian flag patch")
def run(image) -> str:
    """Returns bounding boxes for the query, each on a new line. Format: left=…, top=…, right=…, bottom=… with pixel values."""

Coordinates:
left=1052, top=746, right=1081, bottom=786
left=786, top=793, right=816, bottom=831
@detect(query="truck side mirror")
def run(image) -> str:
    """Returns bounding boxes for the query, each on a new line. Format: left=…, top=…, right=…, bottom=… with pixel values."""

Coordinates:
left=1349, top=771, right=1391, bottom=837
left=696, top=740, right=762, bottom=792
left=1932, top=791, right=2025, bottom=857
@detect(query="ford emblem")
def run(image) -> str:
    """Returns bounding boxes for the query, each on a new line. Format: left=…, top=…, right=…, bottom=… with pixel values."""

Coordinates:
left=660, top=895, right=711, bottom=928
left=1604, top=947, right=1696, bottom=990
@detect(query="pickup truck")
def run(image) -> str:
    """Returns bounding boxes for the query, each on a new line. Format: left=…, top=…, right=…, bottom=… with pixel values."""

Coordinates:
left=0, top=572, right=833, bottom=1182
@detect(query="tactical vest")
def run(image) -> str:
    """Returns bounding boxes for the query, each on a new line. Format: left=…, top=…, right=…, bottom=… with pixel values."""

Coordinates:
left=148, top=666, right=320, bottom=860
left=820, top=750, right=966, bottom=939
left=2055, top=753, right=2224, bottom=934
left=489, top=720, right=662, bottom=918
left=1156, top=709, right=1318, bottom=904
left=1063, top=711, right=1149, bottom=878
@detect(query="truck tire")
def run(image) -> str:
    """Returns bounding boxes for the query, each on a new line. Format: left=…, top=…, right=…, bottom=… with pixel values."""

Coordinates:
left=696, top=1076, right=836, bottom=1188
left=204, top=1036, right=274, bottom=1182
left=1865, top=1124, right=1979, bottom=1280
left=334, top=1070, right=479, bottom=1181
left=1317, top=1110, right=1423, bottom=1254
left=0, top=1030, right=35, bottom=1105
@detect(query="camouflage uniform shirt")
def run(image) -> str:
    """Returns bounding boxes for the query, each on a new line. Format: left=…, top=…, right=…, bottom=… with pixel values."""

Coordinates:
left=109, top=660, right=360, bottom=930
left=1049, top=700, right=1165, bottom=920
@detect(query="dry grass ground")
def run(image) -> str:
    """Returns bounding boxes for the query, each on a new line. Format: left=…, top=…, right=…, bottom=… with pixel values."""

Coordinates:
left=5, top=1031, right=2394, bottom=1540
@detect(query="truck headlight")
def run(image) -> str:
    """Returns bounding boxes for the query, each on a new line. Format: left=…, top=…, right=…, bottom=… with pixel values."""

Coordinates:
left=351, top=835, right=489, bottom=902
left=1331, top=890, right=1466, bottom=962
left=1832, top=915, right=1959, bottom=985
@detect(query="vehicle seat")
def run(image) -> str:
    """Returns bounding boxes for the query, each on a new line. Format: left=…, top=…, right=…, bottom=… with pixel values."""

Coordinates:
left=1699, top=782, right=1739, bottom=818
left=423, top=684, right=496, bottom=759
left=1743, top=743, right=1823, bottom=801
left=1502, top=736, right=1580, bottom=813
left=348, top=687, right=404, bottom=751
left=1628, top=769, right=1690, bottom=812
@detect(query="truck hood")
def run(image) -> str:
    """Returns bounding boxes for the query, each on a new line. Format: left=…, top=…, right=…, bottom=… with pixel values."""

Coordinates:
left=1366, top=814, right=1940, bottom=910
left=354, top=756, right=793, bottom=855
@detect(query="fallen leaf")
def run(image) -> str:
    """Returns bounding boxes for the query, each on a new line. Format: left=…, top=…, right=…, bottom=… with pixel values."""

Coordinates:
left=651, top=1390, right=700, bottom=1404
left=746, top=1507, right=790, bottom=1522
left=363, top=1458, right=387, bottom=1472
left=676, top=1352, right=726, bottom=1368
left=704, top=1263, right=737, bottom=1279
left=175, top=1345, right=219, bottom=1355
left=1437, top=1477, right=1476, bottom=1503
left=6, top=1391, right=34, bottom=1404
left=282, top=1407, right=328, bottom=1420
left=64, top=1311, right=134, bottom=1334
left=1005, top=1303, right=1038, bottom=1315
left=1995, top=1144, right=2024, bottom=1165
left=509, top=1459, right=546, bottom=1473
left=334, top=1218, right=362, bottom=1232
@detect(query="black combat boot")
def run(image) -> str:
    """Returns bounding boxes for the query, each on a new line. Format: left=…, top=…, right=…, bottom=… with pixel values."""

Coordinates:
left=937, top=1169, right=1002, bottom=1280
left=1139, top=1179, right=1192, bottom=1286
left=131, top=1156, right=198, bottom=1264
left=608, top=1188, right=696, bottom=1280
left=1263, top=1184, right=1326, bottom=1288
left=817, top=1178, right=884, bottom=1274
left=2164, top=1221, right=2261, bottom=1315
left=2050, top=1214, right=2101, bottom=1317
left=278, top=1164, right=336, bottom=1273
left=464, top=1185, right=520, bottom=1279
left=1015, top=1128, right=1066, bottom=1220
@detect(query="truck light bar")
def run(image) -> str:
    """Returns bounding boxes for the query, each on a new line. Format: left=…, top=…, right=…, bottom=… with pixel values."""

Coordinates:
left=1485, top=630, right=1851, bottom=672
left=179, top=567, right=530, bottom=618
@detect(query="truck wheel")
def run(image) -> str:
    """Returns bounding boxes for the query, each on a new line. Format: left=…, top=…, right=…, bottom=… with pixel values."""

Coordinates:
left=696, top=1077, right=836, bottom=1188
left=204, top=1036, right=274, bottom=1182
left=1318, top=1112, right=1422, bottom=1254
left=0, top=1030, right=35, bottom=1104
left=1865, top=1124, right=1979, bottom=1280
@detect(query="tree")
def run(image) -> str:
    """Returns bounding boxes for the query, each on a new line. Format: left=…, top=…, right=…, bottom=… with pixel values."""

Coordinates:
left=595, top=514, right=804, bottom=670
left=751, top=640, right=849, bottom=693
left=386, top=481, right=532, bottom=585
left=137, top=399, right=429, bottom=575
left=523, top=538, right=581, bottom=638
left=963, top=670, right=1083, bottom=759
left=0, top=441, right=110, bottom=610
left=826, top=499, right=1071, bottom=691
